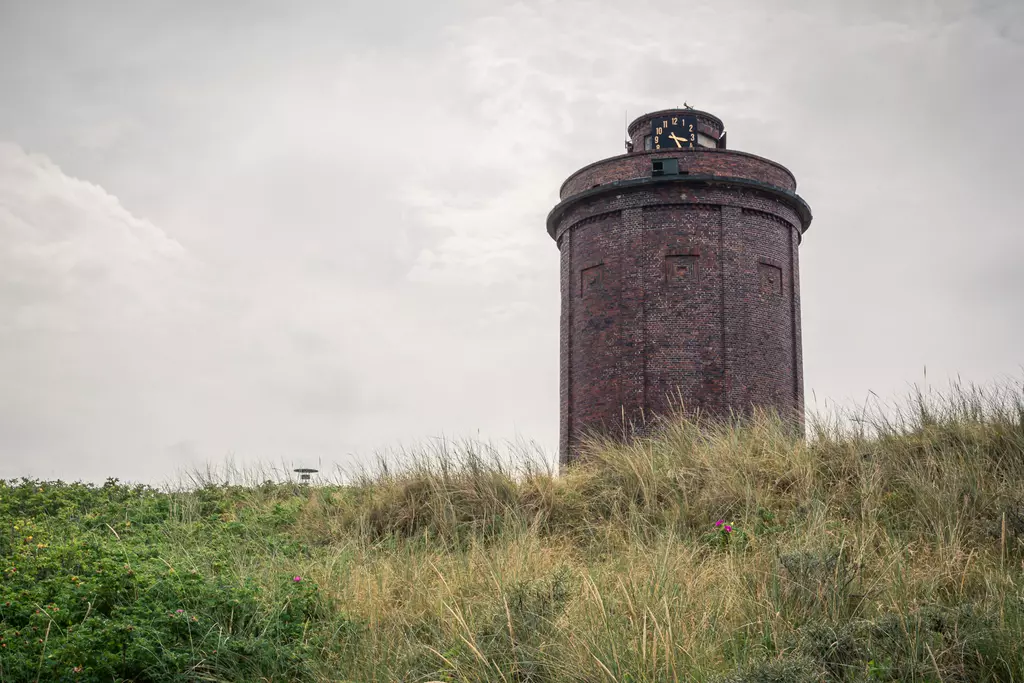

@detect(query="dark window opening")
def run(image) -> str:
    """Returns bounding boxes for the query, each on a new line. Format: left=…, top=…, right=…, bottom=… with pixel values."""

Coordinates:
left=652, top=158, right=679, bottom=176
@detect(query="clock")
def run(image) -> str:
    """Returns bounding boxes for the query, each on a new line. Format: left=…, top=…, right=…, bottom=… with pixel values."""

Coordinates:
left=650, top=114, right=697, bottom=150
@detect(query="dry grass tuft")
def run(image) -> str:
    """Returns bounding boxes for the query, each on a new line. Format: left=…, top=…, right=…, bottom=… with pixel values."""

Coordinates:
left=169, top=381, right=1024, bottom=681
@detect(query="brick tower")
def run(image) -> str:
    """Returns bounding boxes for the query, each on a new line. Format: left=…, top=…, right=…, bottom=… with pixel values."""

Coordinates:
left=549, top=108, right=812, bottom=466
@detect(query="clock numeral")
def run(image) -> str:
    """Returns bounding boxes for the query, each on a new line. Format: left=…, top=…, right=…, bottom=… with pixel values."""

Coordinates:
left=672, top=117, right=678, bottom=125
left=655, top=144, right=661, bottom=149
left=656, top=126, right=663, bottom=135
left=690, top=133, right=695, bottom=141
left=663, top=120, right=668, bottom=128
left=689, top=124, right=694, bottom=132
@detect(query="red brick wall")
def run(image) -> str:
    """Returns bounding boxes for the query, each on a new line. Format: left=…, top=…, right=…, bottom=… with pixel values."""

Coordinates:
left=560, top=148, right=797, bottom=199
left=554, top=173, right=808, bottom=466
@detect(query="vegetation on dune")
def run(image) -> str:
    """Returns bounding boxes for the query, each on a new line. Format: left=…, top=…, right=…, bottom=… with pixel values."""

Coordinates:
left=2, top=382, right=1024, bottom=682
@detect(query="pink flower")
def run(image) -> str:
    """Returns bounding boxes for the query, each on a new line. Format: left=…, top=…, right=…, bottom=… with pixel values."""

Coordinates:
left=724, top=525, right=732, bottom=533
left=715, top=519, right=724, bottom=527
left=293, top=576, right=302, bottom=582
left=175, top=609, right=183, bottom=613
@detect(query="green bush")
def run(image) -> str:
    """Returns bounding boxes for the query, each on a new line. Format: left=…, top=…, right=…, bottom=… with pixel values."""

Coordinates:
left=0, top=478, right=347, bottom=682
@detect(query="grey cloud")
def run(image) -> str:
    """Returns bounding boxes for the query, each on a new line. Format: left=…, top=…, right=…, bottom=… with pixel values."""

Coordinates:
left=0, top=0, right=1021, bottom=482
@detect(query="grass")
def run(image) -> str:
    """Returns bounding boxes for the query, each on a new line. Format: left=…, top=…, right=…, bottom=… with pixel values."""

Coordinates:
left=2, top=381, right=1024, bottom=682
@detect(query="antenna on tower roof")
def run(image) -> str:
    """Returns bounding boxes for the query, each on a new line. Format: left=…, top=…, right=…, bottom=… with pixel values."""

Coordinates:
left=623, top=108, right=634, bottom=153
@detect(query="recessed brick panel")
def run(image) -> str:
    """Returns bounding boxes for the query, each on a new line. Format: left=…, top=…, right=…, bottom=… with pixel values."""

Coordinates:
left=665, top=254, right=699, bottom=285
left=568, top=212, right=624, bottom=448
left=759, top=262, right=783, bottom=297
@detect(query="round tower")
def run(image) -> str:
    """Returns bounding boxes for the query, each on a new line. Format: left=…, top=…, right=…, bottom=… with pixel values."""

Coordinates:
left=549, top=108, right=812, bottom=466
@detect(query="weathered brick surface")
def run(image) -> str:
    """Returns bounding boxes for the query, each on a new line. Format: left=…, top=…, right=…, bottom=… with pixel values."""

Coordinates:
left=560, top=148, right=797, bottom=199
left=552, top=110, right=811, bottom=467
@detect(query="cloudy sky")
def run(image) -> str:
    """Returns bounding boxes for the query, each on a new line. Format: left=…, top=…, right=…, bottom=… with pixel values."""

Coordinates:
left=0, top=0, right=1021, bottom=483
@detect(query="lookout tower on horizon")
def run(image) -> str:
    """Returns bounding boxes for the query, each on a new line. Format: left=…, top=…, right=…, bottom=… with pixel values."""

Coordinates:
left=547, top=107, right=813, bottom=466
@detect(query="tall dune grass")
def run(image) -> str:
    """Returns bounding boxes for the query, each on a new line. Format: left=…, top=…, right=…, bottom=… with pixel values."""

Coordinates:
left=4, top=382, right=1024, bottom=681
left=232, top=382, right=1024, bottom=680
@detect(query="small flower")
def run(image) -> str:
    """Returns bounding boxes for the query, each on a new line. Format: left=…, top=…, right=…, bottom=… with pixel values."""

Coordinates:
left=176, top=609, right=183, bottom=614
left=715, top=520, right=724, bottom=527
left=293, top=576, right=302, bottom=583
left=724, top=525, right=732, bottom=533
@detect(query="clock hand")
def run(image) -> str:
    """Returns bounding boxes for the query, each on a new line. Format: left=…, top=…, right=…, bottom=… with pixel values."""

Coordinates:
left=667, top=132, right=688, bottom=147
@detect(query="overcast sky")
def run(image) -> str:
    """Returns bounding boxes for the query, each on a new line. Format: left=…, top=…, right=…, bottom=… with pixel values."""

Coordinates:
left=0, top=0, right=1021, bottom=483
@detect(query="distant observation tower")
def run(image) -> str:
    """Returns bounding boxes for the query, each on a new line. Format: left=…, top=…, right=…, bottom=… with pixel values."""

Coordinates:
left=548, top=108, right=813, bottom=466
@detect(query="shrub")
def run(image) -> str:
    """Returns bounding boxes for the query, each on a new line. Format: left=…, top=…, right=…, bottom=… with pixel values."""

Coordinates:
left=0, top=479, right=348, bottom=682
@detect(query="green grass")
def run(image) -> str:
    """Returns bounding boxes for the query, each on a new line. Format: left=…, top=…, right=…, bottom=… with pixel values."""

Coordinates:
left=3, top=381, right=1024, bottom=682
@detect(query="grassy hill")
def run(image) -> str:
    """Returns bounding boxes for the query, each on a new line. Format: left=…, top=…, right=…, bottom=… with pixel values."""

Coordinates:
left=2, top=385, right=1024, bottom=682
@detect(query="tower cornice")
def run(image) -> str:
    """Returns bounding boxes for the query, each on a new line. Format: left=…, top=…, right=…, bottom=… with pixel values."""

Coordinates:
left=548, top=174, right=813, bottom=239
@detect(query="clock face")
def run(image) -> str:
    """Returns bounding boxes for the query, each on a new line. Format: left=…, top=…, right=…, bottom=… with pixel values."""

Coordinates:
left=650, top=115, right=697, bottom=150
